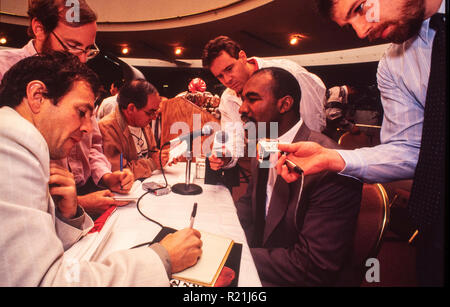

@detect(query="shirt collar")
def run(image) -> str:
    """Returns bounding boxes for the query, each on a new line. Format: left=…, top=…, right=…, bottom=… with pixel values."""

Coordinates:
left=24, top=40, right=38, bottom=57
left=277, top=119, right=303, bottom=144
left=418, top=0, right=446, bottom=44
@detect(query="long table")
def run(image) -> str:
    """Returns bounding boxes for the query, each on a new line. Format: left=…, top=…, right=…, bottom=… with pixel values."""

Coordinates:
left=66, top=162, right=262, bottom=287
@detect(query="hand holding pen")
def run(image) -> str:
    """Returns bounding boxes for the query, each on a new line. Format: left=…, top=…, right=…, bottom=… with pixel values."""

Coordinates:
left=100, top=152, right=135, bottom=194
left=189, top=202, right=198, bottom=228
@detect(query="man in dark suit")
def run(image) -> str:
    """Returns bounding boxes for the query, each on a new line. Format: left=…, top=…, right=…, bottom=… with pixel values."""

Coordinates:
left=235, top=67, right=362, bottom=286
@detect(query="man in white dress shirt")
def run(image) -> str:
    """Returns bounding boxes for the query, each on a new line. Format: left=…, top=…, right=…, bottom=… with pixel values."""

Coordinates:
left=201, top=36, right=327, bottom=172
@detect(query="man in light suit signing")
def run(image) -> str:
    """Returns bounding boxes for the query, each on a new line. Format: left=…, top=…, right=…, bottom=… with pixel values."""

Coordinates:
left=235, top=67, right=362, bottom=286
left=0, top=52, right=202, bottom=286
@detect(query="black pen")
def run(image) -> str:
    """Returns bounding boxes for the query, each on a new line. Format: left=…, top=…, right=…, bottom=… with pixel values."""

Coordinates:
left=189, top=202, right=197, bottom=228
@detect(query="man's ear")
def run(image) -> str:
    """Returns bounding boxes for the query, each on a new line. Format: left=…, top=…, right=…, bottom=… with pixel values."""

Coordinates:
left=31, top=18, right=47, bottom=41
left=126, top=103, right=137, bottom=113
left=26, top=81, right=47, bottom=114
left=277, top=95, right=294, bottom=114
left=238, top=50, right=248, bottom=63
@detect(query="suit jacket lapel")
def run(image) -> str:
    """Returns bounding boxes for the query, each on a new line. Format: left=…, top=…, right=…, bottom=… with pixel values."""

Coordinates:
left=262, top=123, right=311, bottom=245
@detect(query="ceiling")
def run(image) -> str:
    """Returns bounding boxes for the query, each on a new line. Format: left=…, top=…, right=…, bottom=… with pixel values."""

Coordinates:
left=0, top=0, right=382, bottom=64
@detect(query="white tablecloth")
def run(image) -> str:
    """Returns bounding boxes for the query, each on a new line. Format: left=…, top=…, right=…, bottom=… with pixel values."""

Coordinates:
left=66, top=162, right=262, bottom=287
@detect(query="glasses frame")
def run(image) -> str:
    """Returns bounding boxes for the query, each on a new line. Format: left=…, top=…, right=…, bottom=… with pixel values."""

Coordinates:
left=51, top=31, right=100, bottom=60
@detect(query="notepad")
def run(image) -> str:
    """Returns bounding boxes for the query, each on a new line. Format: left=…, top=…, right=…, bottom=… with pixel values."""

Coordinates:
left=112, top=180, right=143, bottom=201
left=172, top=231, right=234, bottom=287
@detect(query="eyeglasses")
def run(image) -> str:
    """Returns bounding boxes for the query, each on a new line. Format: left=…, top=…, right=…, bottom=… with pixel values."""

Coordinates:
left=51, top=31, right=100, bottom=60
left=143, top=108, right=159, bottom=118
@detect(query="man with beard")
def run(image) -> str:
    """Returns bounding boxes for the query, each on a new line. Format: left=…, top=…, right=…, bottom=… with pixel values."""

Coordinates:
left=235, top=67, right=362, bottom=286
left=277, top=0, right=446, bottom=286
left=0, top=0, right=134, bottom=218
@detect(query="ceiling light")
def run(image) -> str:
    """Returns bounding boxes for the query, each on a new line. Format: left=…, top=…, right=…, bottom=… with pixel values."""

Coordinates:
left=121, top=47, right=129, bottom=55
left=174, top=47, right=183, bottom=56
left=0, top=37, right=7, bottom=45
left=289, top=34, right=305, bottom=45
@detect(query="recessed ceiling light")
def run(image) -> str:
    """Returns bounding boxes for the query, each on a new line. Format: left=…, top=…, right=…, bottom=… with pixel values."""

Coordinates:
left=174, top=47, right=183, bottom=56
left=290, top=37, right=299, bottom=45
left=121, top=47, right=129, bottom=55
left=289, top=34, right=305, bottom=45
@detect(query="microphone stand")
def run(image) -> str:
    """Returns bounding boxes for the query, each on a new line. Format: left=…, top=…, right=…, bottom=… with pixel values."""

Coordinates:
left=171, top=135, right=203, bottom=195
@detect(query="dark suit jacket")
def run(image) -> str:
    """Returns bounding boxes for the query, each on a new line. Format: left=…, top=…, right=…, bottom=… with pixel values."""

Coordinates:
left=236, top=124, right=362, bottom=286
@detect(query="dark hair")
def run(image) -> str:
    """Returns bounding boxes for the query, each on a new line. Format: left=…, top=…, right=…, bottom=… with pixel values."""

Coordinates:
left=118, top=79, right=158, bottom=110
left=253, top=67, right=302, bottom=110
left=112, top=79, right=125, bottom=90
left=315, top=0, right=336, bottom=19
left=27, top=0, right=98, bottom=37
left=0, top=51, right=100, bottom=108
left=201, top=36, right=242, bottom=68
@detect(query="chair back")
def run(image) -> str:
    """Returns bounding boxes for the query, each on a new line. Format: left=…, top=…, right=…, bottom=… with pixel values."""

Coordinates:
left=339, top=183, right=390, bottom=285
left=354, top=183, right=390, bottom=263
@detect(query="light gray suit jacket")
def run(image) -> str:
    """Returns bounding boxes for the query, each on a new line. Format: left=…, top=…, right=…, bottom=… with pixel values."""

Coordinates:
left=0, top=107, right=169, bottom=286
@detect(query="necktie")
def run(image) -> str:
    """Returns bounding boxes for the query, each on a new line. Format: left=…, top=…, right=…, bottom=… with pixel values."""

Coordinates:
left=253, top=166, right=269, bottom=247
left=154, top=115, right=161, bottom=148
left=408, top=13, right=447, bottom=230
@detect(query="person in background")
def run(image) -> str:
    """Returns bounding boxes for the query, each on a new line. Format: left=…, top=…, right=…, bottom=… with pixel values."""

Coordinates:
left=0, top=52, right=202, bottom=286
left=0, top=0, right=135, bottom=218
left=201, top=36, right=327, bottom=172
left=96, top=79, right=124, bottom=120
left=99, top=79, right=177, bottom=180
left=278, top=0, right=446, bottom=286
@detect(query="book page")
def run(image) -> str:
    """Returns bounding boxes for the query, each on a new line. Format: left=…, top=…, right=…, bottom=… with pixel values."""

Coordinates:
left=173, top=230, right=233, bottom=286
left=112, top=180, right=143, bottom=201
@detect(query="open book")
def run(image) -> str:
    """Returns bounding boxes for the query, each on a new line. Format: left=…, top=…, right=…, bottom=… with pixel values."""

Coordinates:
left=172, top=231, right=234, bottom=287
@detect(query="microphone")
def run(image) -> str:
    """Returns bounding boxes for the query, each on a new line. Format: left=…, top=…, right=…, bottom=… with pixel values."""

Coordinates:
left=216, top=131, right=229, bottom=144
left=212, top=131, right=229, bottom=157
left=170, top=125, right=213, bottom=196
left=165, top=125, right=213, bottom=147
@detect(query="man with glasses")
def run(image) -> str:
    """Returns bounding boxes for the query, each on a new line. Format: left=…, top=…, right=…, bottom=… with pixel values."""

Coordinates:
left=49, top=30, right=100, bottom=62
left=0, top=0, right=134, bottom=219
left=99, top=80, right=174, bottom=180
left=0, top=0, right=99, bottom=79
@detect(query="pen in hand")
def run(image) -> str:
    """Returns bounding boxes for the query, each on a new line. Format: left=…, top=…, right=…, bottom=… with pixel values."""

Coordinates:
left=120, top=153, right=123, bottom=190
left=189, top=202, right=198, bottom=228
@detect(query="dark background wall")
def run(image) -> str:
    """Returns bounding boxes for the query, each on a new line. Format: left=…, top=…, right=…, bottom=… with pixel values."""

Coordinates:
left=138, top=62, right=380, bottom=99
left=87, top=56, right=381, bottom=118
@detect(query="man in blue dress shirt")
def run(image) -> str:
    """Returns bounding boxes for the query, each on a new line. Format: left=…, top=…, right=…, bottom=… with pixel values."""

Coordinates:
left=278, top=0, right=446, bottom=286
